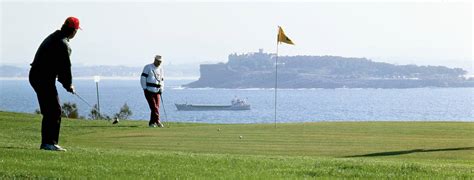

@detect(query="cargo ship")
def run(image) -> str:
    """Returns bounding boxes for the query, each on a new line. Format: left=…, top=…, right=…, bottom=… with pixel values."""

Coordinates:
left=175, top=98, right=250, bottom=111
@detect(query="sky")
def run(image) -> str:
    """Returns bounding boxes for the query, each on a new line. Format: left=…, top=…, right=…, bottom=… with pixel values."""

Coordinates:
left=1, top=1, right=473, bottom=74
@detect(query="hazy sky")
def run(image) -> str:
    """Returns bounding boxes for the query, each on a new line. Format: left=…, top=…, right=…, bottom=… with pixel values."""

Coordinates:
left=1, top=1, right=472, bottom=74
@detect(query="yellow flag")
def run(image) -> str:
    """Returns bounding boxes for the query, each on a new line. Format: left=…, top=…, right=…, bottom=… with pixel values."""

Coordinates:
left=277, top=26, right=294, bottom=45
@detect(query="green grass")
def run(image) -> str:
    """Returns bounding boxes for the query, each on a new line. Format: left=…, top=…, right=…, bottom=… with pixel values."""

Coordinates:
left=0, top=111, right=473, bottom=179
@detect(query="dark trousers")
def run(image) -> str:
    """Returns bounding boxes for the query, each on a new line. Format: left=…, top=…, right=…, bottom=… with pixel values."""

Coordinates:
left=30, top=79, right=62, bottom=145
left=144, top=90, right=161, bottom=125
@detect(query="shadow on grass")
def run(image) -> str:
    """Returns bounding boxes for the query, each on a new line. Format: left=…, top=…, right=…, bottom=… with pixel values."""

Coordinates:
left=0, top=146, right=30, bottom=150
left=345, top=147, right=474, bottom=158
left=63, top=125, right=140, bottom=128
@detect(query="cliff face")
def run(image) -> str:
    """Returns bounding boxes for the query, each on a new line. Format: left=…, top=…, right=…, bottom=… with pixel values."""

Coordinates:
left=186, top=63, right=241, bottom=88
left=184, top=50, right=473, bottom=89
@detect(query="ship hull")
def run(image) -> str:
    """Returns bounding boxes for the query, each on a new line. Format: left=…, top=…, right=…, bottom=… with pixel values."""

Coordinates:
left=175, top=104, right=250, bottom=111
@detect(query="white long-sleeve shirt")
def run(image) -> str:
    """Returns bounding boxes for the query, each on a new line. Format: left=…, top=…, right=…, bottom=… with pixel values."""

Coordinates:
left=140, top=63, right=164, bottom=93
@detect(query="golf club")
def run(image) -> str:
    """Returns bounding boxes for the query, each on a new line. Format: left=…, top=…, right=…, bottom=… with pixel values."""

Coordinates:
left=75, top=92, right=104, bottom=120
left=160, top=93, right=169, bottom=127
left=74, top=92, right=93, bottom=108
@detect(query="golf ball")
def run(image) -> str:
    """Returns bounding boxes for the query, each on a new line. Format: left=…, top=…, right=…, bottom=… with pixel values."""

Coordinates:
left=239, top=136, right=243, bottom=139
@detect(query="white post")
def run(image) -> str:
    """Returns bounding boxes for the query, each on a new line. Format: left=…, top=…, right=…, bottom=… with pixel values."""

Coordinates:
left=94, top=76, right=101, bottom=118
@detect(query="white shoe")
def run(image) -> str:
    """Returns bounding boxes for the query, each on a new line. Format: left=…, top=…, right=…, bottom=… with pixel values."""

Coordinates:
left=157, top=122, right=164, bottom=128
left=40, top=144, right=67, bottom=151
left=149, top=124, right=157, bottom=128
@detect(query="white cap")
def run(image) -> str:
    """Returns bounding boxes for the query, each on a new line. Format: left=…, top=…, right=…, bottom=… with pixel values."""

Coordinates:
left=155, top=55, right=162, bottom=61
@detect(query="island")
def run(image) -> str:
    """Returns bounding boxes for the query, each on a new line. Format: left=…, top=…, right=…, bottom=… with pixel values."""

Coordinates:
left=184, top=49, right=474, bottom=89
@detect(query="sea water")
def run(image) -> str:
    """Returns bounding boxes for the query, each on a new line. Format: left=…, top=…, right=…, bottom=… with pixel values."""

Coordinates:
left=1, top=79, right=473, bottom=123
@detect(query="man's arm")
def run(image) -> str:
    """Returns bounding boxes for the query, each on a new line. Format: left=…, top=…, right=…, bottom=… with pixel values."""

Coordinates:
left=57, top=42, right=74, bottom=93
left=159, top=66, right=164, bottom=94
left=140, top=65, right=148, bottom=90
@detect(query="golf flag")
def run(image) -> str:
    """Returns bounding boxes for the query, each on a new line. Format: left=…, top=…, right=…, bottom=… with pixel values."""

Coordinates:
left=277, top=26, right=294, bottom=45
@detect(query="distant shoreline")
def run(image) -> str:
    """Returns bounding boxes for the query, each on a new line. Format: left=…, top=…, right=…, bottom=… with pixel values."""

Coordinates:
left=2, top=77, right=474, bottom=90
left=0, top=76, right=199, bottom=81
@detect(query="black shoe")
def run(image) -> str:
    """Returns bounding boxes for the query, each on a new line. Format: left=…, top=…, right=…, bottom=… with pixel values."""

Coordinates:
left=40, top=144, right=67, bottom=151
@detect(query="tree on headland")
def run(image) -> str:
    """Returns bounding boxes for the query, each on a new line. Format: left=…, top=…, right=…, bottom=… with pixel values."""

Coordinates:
left=114, top=103, right=132, bottom=120
left=61, top=102, right=79, bottom=119
left=35, top=103, right=82, bottom=119
left=89, top=104, right=110, bottom=120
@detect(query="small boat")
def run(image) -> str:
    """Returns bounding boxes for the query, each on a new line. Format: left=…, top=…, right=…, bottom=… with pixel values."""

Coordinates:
left=175, top=98, right=250, bottom=111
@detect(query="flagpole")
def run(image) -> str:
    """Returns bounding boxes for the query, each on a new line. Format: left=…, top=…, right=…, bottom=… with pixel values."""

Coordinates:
left=274, top=26, right=293, bottom=128
left=274, top=39, right=279, bottom=128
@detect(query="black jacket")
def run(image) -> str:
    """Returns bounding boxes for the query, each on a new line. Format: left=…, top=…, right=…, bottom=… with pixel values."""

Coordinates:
left=30, top=30, right=72, bottom=91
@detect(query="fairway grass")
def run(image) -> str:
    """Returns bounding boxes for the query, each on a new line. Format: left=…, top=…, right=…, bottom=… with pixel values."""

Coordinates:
left=0, top=111, right=473, bottom=178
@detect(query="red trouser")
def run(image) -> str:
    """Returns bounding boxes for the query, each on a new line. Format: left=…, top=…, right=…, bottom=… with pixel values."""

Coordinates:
left=144, top=90, right=161, bottom=125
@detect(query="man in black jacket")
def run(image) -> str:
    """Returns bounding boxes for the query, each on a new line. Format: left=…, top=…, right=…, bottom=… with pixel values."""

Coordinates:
left=29, top=17, right=81, bottom=151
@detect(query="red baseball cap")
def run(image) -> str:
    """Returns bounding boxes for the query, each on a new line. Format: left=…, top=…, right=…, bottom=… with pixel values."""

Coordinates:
left=64, top=17, right=81, bottom=30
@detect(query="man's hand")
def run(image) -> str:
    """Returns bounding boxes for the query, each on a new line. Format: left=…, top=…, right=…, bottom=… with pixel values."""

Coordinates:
left=66, top=85, right=75, bottom=94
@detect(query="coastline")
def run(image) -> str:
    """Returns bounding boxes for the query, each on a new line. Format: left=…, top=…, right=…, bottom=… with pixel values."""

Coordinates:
left=0, top=76, right=199, bottom=81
